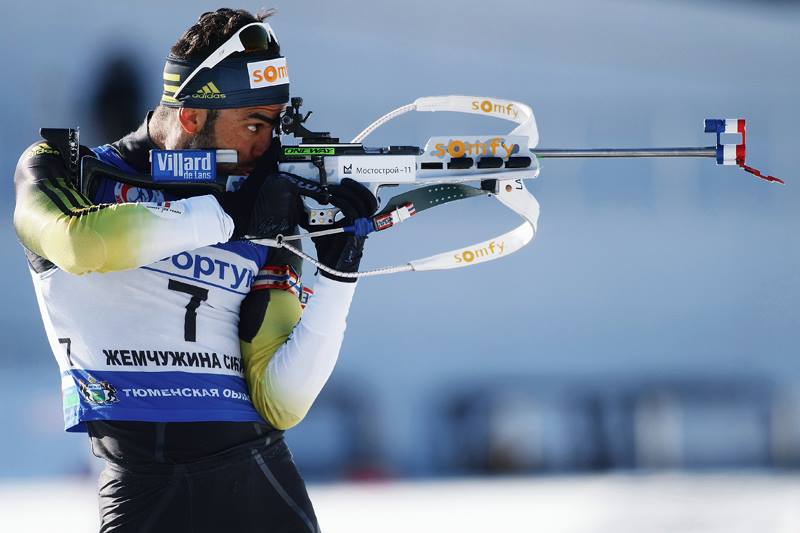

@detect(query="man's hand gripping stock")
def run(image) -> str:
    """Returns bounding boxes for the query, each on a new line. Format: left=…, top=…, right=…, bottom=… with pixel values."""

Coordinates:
left=220, top=155, right=378, bottom=282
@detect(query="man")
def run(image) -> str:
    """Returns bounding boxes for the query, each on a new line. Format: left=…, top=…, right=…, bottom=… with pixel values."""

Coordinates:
left=13, top=8, right=376, bottom=532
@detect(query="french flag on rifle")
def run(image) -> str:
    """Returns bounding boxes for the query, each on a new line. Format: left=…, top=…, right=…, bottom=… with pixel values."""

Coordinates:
left=704, top=118, right=783, bottom=184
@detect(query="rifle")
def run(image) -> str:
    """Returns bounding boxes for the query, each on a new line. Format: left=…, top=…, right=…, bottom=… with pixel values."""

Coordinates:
left=266, top=95, right=781, bottom=278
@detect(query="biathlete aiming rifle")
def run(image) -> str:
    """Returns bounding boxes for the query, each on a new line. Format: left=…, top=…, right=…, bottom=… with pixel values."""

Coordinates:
left=76, top=94, right=782, bottom=278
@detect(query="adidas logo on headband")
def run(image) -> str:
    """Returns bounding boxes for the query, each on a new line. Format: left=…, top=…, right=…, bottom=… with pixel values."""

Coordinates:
left=191, top=82, right=226, bottom=99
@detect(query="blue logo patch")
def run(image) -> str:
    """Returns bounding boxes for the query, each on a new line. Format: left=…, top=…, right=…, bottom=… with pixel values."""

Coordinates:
left=151, top=150, right=216, bottom=181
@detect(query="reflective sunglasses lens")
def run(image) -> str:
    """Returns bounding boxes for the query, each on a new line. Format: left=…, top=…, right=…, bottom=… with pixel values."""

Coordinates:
left=239, top=25, right=271, bottom=51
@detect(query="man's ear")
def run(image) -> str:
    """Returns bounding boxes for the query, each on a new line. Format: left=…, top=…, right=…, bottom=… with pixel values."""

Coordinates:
left=177, top=107, right=207, bottom=134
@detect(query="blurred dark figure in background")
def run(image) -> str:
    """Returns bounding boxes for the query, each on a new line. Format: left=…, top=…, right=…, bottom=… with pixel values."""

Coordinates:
left=90, top=54, right=144, bottom=142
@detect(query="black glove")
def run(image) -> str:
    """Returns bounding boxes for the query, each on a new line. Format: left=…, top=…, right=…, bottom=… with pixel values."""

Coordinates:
left=246, top=173, right=312, bottom=238
left=220, top=171, right=326, bottom=240
left=308, top=178, right=378, bottom=282
left=217, top=142, right=281, bottom=239
left=217, top=185, right=259, bottom=240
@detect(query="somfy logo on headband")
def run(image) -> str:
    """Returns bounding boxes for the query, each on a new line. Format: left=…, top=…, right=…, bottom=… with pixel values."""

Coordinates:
left=247, top=57, right=290, bottom=89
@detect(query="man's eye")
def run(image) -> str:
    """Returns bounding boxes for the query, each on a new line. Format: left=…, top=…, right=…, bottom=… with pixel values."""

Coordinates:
left=247, top=124, right=260, bottom=133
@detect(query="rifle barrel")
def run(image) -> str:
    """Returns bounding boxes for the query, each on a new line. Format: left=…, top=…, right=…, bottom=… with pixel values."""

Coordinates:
left=532, top=147, right=717, bottom=159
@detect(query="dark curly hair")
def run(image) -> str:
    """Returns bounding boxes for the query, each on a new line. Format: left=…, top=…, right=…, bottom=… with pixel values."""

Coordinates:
left=150, top=8, right=279, bottom=144
left=170, top=7, right=277, bottom=60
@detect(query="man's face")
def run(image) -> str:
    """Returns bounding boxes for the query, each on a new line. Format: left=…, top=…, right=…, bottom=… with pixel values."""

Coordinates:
left=188, top=104, right=284, bottom=175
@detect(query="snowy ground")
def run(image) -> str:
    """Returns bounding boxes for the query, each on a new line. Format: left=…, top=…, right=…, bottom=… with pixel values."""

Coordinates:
left=1, top=473, right=799, bottom=532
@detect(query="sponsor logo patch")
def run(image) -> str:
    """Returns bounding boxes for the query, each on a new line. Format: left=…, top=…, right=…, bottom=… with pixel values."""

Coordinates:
left=191, top=81, right=226, bottom=100
left=431, top=137, right=519, bottom=159
left=283, top=146, right=335, bottom=156
left=454, top=240, right=506, bottom=263
left=144, top=201, right=184, bottom=219
left=471, top=99, right=520, bottom=119
left=247, top=57, right=290, bottom=88
left=26, top=143, right=60, bottom=158
left=336, top=156, right=416, bottom=183
left=151, top=150, right=216, bottom=181
left=159, top=251, right=255, bottom=291
left=78, top=376, right=118, bottom=405
left=114, top=182, right=165, bottom=203
left=102, top=348, right=244, bottom=375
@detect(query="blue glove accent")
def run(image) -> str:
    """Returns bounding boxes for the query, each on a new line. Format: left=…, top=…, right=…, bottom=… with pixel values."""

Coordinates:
left=344, top=217, right=375, bottom=237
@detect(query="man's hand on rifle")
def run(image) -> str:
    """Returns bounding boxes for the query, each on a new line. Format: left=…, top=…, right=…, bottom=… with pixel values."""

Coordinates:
left=221, top=163, right=377, bottom=281
left=308, top=178, right=378, bottom=282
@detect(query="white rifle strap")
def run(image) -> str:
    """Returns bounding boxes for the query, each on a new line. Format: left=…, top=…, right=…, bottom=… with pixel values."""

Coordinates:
left=353, top=95, right=539, bottom=150
left=256, top=181, right=540, bottom=278
left=408, top=178, right=539, bottom=272
left=257, top=180, right=539, bottom=278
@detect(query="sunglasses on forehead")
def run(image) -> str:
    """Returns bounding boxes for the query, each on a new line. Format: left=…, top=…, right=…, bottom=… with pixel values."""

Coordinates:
left=171, top=22, right=279, bottom=100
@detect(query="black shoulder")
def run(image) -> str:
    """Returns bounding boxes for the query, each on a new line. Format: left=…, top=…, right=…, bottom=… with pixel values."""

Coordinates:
left=14, top=140, right=69, bottom=192
left=14, top=138, right=92, bottom=218
left=17, top=140, right=63, bottom=166
left=239, top=289, right=271, bottom=343
left=15, top=127, right=92, bottom=187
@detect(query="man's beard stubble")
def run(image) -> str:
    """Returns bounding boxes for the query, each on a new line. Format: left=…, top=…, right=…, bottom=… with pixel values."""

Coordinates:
left=183, top=111, right=251, bottom=176
left=185, top=118, right=217, bottom=151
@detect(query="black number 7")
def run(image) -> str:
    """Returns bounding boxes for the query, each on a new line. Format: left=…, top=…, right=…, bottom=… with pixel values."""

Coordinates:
left=168, top=279, right=209, bottom=342
left=58, top=337, right=73, bottom=366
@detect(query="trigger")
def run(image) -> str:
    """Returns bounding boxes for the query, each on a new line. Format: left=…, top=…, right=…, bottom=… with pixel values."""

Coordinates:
left=369, top=183, right=383, bottom=205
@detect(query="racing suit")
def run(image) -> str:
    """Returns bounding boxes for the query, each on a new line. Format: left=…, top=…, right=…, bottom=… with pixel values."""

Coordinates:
left=13, top=115, right=355, bottom=532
